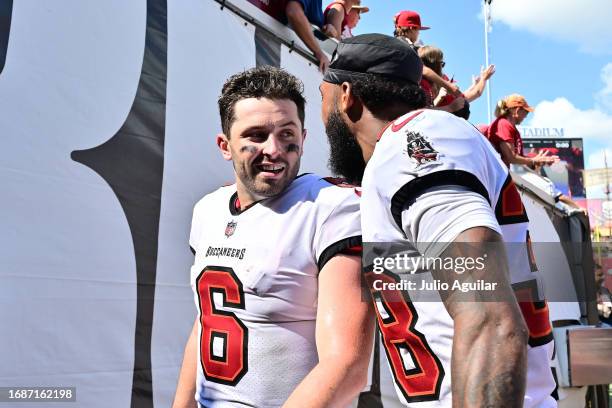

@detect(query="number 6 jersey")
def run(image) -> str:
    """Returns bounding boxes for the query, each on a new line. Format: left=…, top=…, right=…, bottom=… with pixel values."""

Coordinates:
left=361, top=109, right=556, bottom=407
left=188, top=174, right=361, bottom=407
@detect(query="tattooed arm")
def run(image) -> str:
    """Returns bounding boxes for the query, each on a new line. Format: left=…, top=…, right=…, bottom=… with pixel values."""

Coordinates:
left=404, top=188, right=529, bottom=407
left=437, top=227, right=528, bottom=407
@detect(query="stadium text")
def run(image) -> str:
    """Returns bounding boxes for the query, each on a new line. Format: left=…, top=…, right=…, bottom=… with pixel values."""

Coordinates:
left=518, top=126, right=565, bottom=138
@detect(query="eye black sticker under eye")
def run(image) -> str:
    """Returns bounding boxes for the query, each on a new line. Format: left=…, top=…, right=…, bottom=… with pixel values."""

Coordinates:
left=286, top=144, right=300, bottom=153
left=240, top=145, right=258, bottom=153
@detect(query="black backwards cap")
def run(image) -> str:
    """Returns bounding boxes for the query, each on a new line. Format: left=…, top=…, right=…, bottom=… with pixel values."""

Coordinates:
left=323, top=33, right=423, bottom=85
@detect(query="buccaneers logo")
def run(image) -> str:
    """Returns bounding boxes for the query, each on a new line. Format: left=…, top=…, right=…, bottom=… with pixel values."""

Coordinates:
left=225, top=220, right=237, bottom=238
left=405, top=131, right=439, bottom=166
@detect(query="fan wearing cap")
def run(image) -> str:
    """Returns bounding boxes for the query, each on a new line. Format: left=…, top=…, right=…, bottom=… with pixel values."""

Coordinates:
left=320, top=34, right=557, bottom=408
left=486, top=94, right=558, bottom=168
left=323, top=0, right=369, bottom=40
left=394, top=10, right=462, bottom=101
left=393, top=10, right=429, bottom=47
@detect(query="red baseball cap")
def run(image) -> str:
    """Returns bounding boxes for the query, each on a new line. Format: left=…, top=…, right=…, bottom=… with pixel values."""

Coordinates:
left=394, top=10, right=430, bottom=30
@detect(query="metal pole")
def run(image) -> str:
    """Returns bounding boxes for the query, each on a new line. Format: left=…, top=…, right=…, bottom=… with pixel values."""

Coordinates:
left=605, top=151, right=611, bottom=237
left=484, top=0, right=492, bottom=123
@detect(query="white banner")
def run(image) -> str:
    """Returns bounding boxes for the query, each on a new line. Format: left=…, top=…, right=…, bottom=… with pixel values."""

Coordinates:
left=0, top=1, right=591, bottom=407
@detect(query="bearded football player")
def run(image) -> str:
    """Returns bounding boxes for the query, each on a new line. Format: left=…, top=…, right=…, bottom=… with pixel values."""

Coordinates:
left=320, top=34, right=556, bottom=407
left=173, top=66, right=374, bottom=408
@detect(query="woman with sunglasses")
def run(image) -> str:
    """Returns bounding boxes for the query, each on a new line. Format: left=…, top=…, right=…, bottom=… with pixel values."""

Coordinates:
left=418, top=45, right=495, bottom=118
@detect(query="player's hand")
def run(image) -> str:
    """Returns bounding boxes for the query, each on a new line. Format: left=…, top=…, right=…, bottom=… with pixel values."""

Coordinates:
left=315, top=51, right=330, bottom=74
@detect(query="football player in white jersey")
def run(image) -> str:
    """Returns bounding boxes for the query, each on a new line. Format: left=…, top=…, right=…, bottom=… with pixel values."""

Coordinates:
left=173, top=66, right=374, bottom=408
left=319, top=34, right=556, bottom=407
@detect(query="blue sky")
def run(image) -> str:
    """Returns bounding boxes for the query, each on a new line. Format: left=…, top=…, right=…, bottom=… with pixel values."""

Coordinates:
left=353, top=0, right=612, bottom=192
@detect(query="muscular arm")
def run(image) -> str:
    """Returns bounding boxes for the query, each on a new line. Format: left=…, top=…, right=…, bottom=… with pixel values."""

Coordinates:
left=172, top=320, right=198, bottom=408
left=283, top=254, right=375, bottom=407
left=286, top=1, right=330, bottom=72
left=436, top=227, right=528, bottom=407
left=403, top=188, right=528, bottom=407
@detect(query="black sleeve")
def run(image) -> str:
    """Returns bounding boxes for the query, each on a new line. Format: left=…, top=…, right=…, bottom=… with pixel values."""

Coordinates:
left=317, top=235, right=362, bottom=272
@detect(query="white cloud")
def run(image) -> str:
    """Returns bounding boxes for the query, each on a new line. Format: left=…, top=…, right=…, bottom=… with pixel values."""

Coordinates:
left=527, top=97, right=612, bottom=141
left=489, top=0, right=612, bottom=55
left=525, top=64, right=612, bottom=144
left=596, top=63, right=612, bottom=111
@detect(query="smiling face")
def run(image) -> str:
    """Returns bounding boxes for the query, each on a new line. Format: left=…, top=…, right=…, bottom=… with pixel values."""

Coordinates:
left=217, top=97, right=305, bottom=205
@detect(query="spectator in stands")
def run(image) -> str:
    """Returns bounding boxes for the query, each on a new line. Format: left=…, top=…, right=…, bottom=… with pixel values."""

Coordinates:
left=418, top=45, right=495, bottom=119
left=323, top=0, right=369, bottom=40
left=393, top=11, right=461, bottom=99
left=486, top=94, right=558, bottom=168
left=286, top=0, right=330, bottom=72
left=392, top=10, right=426, bottom=47
left=343, top=1, right=368, bottom=38
left=417, top=45, right=465, bottom=115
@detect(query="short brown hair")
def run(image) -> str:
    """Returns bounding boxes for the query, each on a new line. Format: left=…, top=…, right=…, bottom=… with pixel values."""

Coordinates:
left=218, top=66, right=306, bottom=137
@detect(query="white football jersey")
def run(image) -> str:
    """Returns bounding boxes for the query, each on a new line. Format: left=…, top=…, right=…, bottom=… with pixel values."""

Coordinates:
left=189, top=174, right=361, bottom=408
left=360, top=109, right=556, bottom=407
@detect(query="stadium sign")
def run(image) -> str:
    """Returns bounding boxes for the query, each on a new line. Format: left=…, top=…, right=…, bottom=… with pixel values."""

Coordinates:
left=518, top=127, right=565, bottom=138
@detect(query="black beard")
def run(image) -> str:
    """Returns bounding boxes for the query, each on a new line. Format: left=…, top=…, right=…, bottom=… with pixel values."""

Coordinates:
left=325, top=110, right=366, bottom=185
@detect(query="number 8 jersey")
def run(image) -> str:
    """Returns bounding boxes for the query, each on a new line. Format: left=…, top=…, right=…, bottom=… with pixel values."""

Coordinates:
left=361, top=110, right=556, bottom=407
left=188, top=174, right=361, bottom=407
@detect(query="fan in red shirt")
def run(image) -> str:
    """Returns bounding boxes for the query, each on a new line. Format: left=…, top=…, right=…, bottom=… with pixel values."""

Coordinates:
left=486, top=94, right=558, bottom=168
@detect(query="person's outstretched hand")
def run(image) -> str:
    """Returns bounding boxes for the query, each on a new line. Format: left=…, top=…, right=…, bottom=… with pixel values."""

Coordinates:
left=534, top=150, right=559, bottom=166
left=481, top=64, right=496, bottom=81
left=471, top=65, right=496, bottom=87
